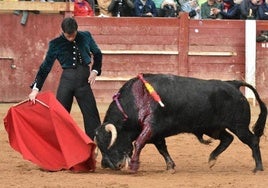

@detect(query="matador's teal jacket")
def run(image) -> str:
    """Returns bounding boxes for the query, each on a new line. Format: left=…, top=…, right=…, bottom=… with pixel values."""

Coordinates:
left=31, top=31, right=102, bottom=90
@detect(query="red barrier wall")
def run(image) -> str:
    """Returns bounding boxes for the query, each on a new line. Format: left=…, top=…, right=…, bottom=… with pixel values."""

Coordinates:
left=0, top=13, right=267, bottom=103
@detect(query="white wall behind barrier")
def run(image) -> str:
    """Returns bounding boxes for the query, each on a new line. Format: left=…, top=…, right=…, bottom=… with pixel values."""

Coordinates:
left=245, top=20, right=256, bottom=101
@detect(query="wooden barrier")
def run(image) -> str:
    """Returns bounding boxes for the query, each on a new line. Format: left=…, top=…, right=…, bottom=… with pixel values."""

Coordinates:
left=96, top=76, right=132, bottom=81
left=0, top=14, right=268, bottom=103
left=188, top=51, right=237, bottom=56
left=102, top=50, right=178, bottom=55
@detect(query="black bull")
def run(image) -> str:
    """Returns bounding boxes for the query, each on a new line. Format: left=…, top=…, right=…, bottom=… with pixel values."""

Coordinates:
left=95, top=74, right=267, bottom=173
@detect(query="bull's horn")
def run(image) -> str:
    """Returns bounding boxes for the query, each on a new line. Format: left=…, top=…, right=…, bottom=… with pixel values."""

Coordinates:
left=93, top=136, right=99, bottom=159
left=105, top=124, right=117, bottom=149
left=94, top=136, right=97, bottom=144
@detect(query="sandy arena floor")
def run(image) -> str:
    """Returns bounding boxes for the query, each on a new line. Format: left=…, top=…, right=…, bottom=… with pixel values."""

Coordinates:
left=0, top=102, right=268, bottom=188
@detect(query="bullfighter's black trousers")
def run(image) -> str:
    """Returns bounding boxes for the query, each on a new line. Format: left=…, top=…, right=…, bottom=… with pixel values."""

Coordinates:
left=56, top=64, right=101, bottom=140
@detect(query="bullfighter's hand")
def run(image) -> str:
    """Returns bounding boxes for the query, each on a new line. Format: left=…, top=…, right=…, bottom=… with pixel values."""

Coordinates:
left=88, top=71, right=97, bottom=86
left=29, top=89, right=39, bottom=104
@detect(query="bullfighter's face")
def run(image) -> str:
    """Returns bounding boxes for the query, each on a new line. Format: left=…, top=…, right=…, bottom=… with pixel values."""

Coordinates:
left=63, top=31, right=77, bottom=42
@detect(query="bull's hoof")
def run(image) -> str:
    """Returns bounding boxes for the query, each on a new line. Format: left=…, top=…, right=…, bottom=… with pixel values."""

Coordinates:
left=129, top=161, right=140, bottom=172
left=166, top=161, right=176, bottom=173
left=208, top=159, right=216, bottom=168
left=253, top=166, right=264, bottom=173
left=167, top=168, right=176, bottom=174
left=126, top=168, right=138, bottom=174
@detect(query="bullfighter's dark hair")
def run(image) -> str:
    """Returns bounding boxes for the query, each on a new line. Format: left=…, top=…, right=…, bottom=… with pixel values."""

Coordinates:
left=61, top=17, right=78, bottom=34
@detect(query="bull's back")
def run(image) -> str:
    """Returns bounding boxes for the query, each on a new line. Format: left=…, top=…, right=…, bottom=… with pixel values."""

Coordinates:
left=143, top=74, right=241, bottom=107
left=141, top=74, right=249, bottom=136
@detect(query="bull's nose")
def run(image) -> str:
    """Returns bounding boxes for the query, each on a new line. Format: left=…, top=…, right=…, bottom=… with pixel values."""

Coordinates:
left=101, top=158, right=118, bottom=170
left=101, top=159, right=111, bottom=168
left=117, top=162, right=124, bottom=169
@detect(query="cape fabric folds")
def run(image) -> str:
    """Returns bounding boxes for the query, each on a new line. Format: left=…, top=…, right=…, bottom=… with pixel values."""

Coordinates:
left=3, top=91, right=96, bottom=172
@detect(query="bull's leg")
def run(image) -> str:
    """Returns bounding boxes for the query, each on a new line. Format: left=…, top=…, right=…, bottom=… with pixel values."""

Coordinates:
left=230, top=128, right=263, bottom=172
left=129, top=125, right=152, bottom=172
left=208, top=130, right=234, bottom=168
left=153, top=138, right=176, bottom=173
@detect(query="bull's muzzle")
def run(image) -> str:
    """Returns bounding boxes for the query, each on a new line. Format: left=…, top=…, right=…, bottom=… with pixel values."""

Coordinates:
left=101, top=155, right=130, bottom=170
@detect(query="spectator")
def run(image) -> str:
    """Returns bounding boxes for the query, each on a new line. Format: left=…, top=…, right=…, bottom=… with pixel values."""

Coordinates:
left=108, top=0, right=135, bottom=16
left=85, top=0, right=96, bottom=14
left=161, top=0, right=179, bottom=17
left=134, top=0, right=158, bottom=16
left=234, top=0, right=243, bottom=3
left=211, top=0, right=240, bottom=19
left=14, top=9, right=29, bottom=25
left=197, top=0, right=206, bottom=6
left=153, top=0, right=165, bottom=16
left=97, top=0, right=113, bottom=16
left=200, top=0, right=222, bottom=19
left=181, top=0, right=201, bottom=19
left=74, top=0, right=94, bottom=16
left=14, top=0, right=42, bottom=25
left=256, top=0, right=268, bottom=42
left=257, top=0, right=268, bottom=19
left=239, top=0, right=260, bottom=19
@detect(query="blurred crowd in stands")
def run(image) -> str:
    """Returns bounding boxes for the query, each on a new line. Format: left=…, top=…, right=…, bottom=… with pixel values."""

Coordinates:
left=13, top=0, right=268, bottom=19
left=12, top=0, right=268, bottom=41
left=73, top=0, right=268, bottom=41
left=73, top=0, right=268, bottom=20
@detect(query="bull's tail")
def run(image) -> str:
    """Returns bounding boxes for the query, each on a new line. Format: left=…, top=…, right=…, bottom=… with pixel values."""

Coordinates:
left=227, top=80, right=267, bottom=137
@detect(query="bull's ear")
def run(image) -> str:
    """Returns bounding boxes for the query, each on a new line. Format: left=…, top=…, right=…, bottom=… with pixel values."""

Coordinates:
left=105, top=124, right=117, bottom=149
